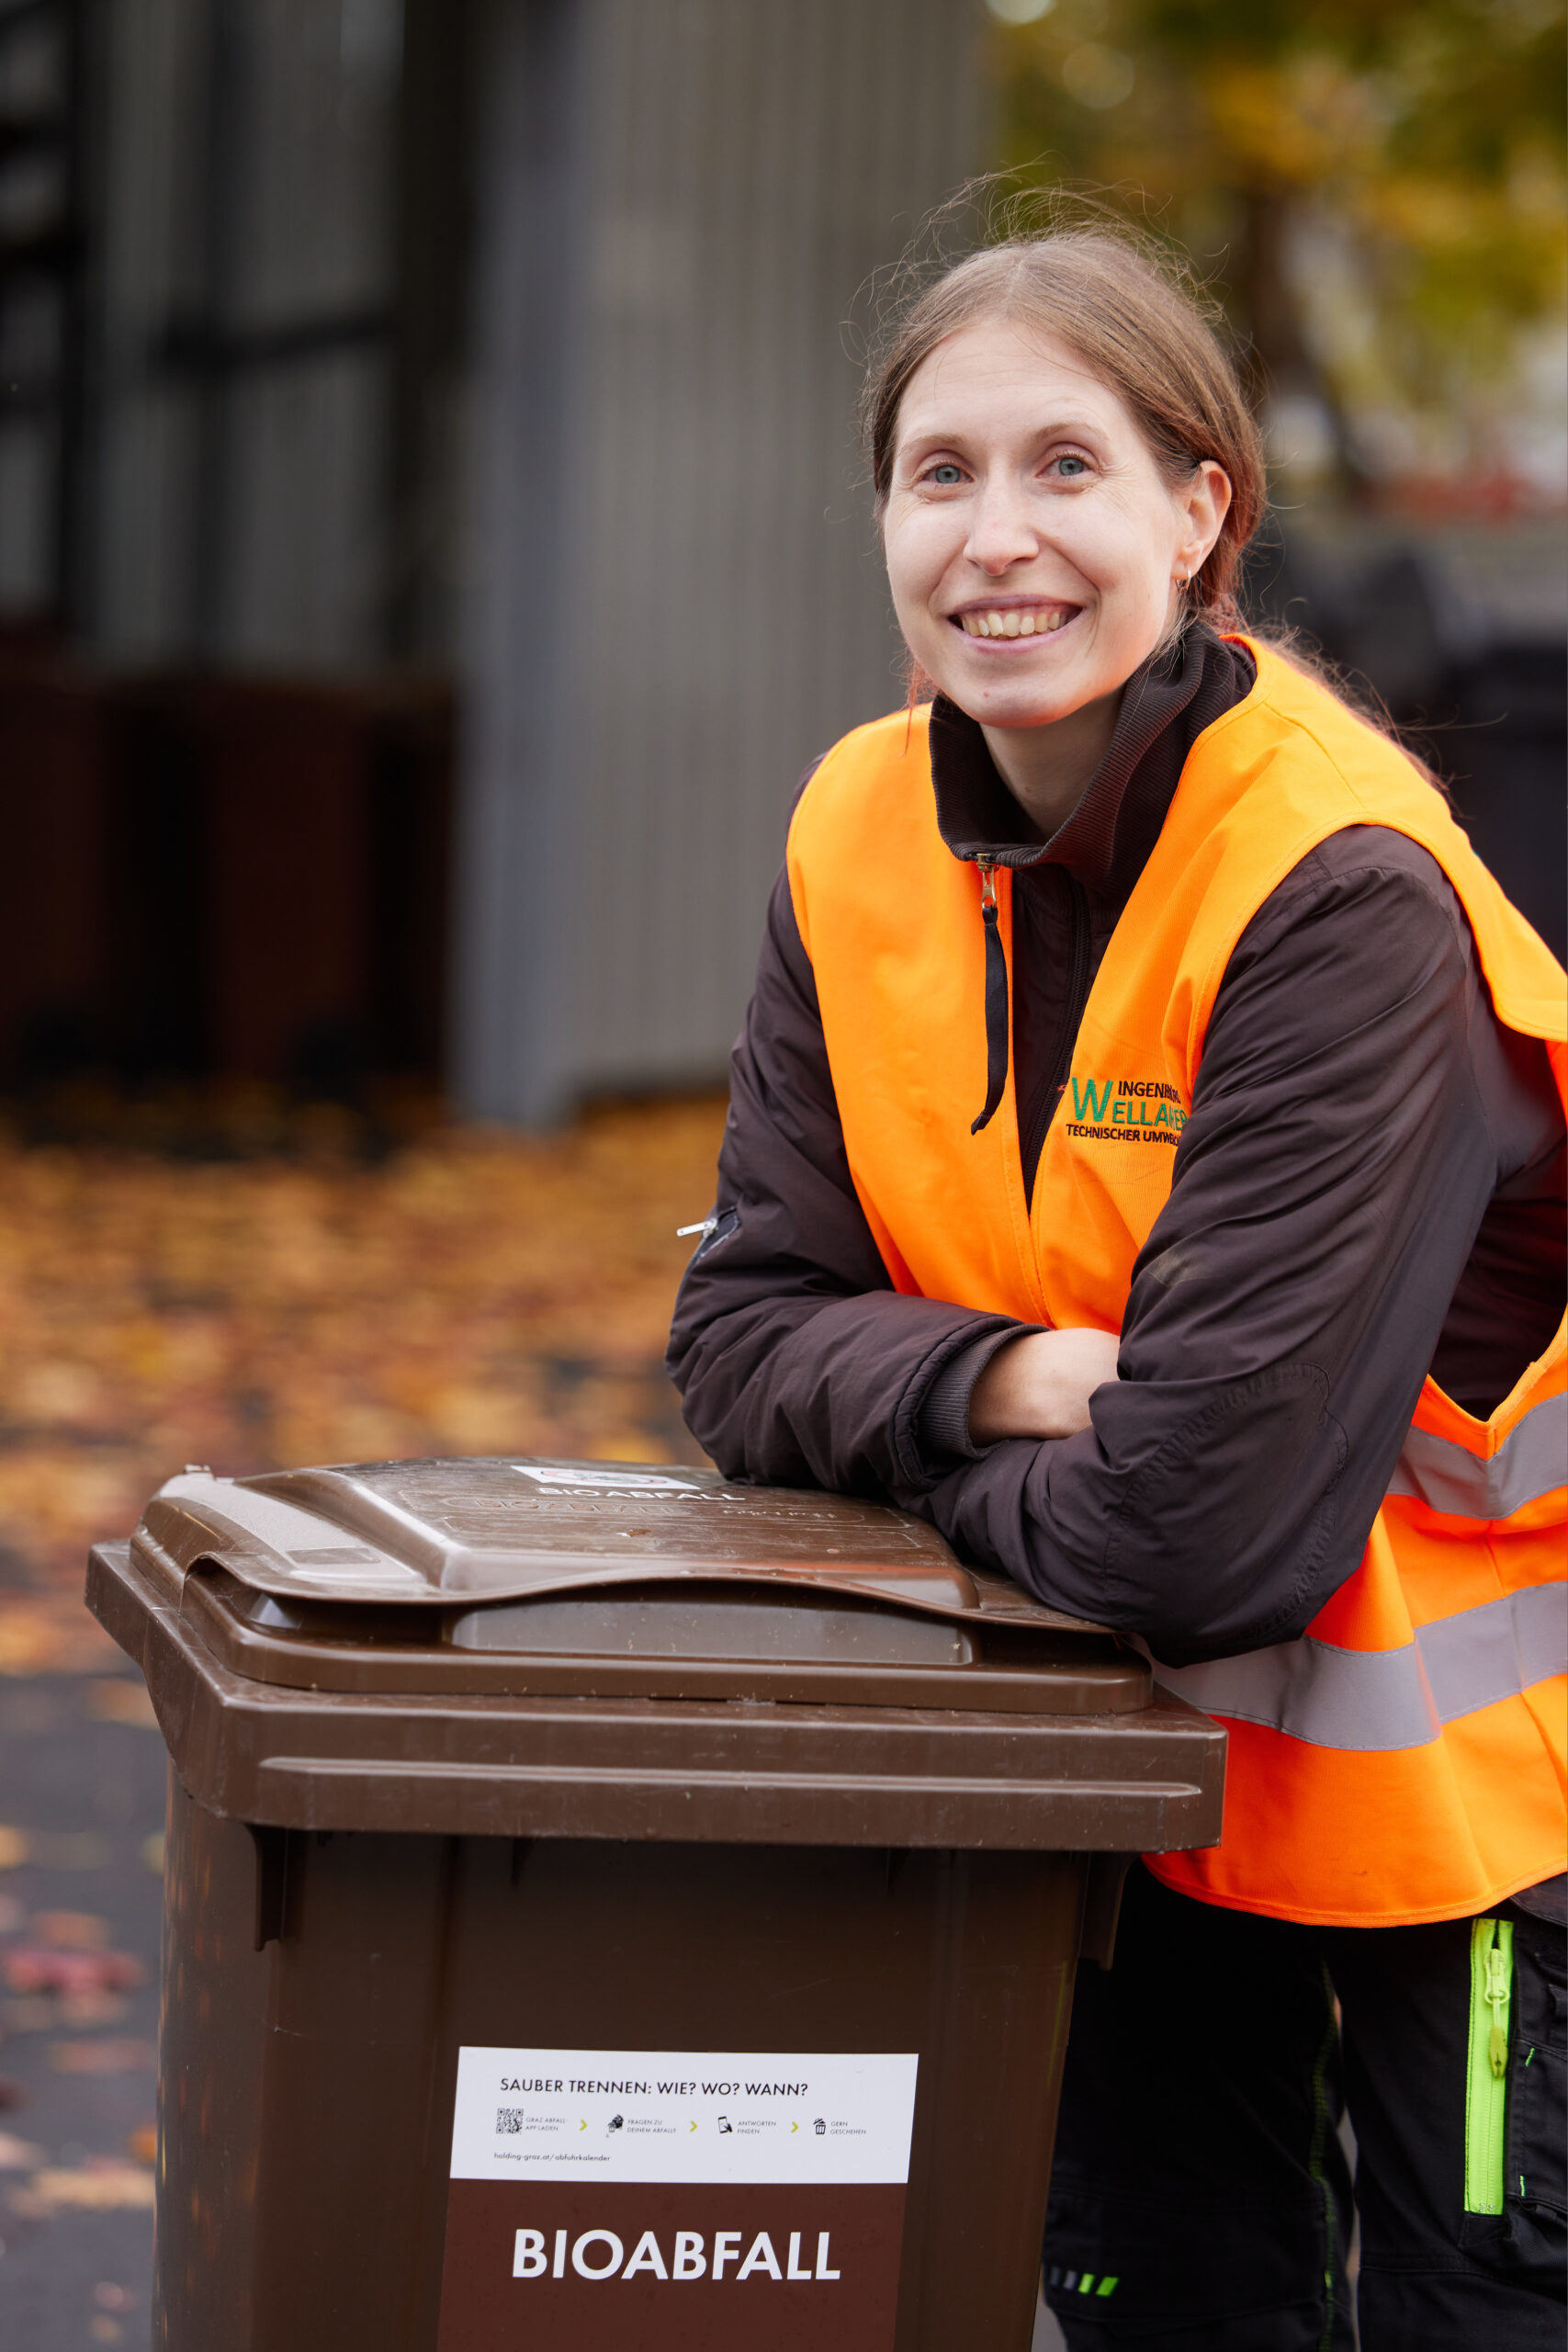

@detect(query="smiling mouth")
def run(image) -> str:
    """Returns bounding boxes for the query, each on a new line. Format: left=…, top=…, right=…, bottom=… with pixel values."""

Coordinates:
left=952, top=604, right=1078, bottom=640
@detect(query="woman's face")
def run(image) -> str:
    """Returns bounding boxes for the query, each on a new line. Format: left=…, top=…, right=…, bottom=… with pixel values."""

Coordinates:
left=883, top=317, right=1231, bottom=733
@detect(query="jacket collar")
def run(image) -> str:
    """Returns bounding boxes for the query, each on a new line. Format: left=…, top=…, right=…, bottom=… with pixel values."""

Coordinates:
left=928, top=624, right=1237, bottom=899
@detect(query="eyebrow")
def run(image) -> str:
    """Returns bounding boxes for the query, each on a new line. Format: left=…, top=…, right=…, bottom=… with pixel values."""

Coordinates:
left=896, top=415, right=1108, bottom=458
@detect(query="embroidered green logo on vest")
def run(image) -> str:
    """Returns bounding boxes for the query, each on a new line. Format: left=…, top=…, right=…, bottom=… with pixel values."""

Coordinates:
left=1066, top=1077, right=1188, bottom=1144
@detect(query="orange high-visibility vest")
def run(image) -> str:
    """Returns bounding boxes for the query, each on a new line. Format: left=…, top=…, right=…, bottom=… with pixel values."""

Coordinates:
left=787, top=639, right=1566, bottom=1928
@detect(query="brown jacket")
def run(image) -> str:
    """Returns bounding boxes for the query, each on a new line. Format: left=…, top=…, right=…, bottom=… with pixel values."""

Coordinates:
left=669, top=628, right=1564, bottom=1679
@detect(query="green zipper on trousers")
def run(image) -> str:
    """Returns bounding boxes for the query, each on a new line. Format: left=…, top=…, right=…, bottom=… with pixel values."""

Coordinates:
left=1464, top=1916, right=1513, bottom=2214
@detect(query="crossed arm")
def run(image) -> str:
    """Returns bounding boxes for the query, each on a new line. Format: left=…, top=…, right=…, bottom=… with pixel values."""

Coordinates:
left=669, top=837, right=1543, bottom=1663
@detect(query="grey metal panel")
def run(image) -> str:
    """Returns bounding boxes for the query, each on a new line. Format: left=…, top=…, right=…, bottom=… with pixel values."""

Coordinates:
left=452, top=0, right=590, bottom=1133
left=456, top=0, right=987, bottom=1123
left=95, top=0, right=207, bottom=657
left=0, top=418, right=54, bottom=612
left=221, top=351, right=391, bottom=666
left=93, top=0, right=400, bottom=667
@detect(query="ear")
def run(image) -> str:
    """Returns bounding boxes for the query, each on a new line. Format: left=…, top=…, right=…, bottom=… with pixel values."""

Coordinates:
left=1175, top=462, right=1232, bottom=578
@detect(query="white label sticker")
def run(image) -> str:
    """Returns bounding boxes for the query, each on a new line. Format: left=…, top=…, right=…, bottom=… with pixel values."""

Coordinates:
left=512, top=1465, right=700, bottom=1493
left=449, top=2048, right=919, bottom=2186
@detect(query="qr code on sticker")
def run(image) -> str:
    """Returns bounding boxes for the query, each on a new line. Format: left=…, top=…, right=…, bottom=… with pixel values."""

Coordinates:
left=496, top=2108, right=525, bottom=2135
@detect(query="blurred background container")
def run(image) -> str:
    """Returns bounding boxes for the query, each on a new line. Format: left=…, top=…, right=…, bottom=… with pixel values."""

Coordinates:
left=0, top=0, right=1561, bottom=1136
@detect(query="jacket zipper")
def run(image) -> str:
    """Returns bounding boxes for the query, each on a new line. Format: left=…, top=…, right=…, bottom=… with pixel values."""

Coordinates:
left=1464, top=1916, right=1513, bottom=2214
left=970, top=855, right=1010, bottom=1136
left=970, top=858, right=1092, bottom=1162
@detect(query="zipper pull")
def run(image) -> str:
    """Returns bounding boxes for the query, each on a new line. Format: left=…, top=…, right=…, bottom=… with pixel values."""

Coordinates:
left=970, top=857, right=1010, bottom=1136
left=1485, top=1940, right=1510, bottom=2076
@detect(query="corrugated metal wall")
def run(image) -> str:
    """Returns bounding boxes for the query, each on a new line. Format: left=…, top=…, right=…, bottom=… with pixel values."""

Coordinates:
left=456, top=0, right=987, bottom=1124
left=95, top=0, right=401, bottom=667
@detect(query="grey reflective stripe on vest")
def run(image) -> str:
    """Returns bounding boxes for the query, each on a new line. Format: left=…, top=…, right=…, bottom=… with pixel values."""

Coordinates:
left=1153, top=1581, right=1568, bottom=1754
left=1389, top=1392, right=1568, bottom=1519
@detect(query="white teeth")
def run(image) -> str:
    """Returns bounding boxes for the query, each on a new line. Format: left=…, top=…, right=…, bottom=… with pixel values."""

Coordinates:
left=959, top=606, right=1071, bottom=637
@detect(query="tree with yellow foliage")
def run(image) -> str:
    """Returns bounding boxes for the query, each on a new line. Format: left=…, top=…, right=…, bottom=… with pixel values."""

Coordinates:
left=988, top=0, right=1566, bottom=502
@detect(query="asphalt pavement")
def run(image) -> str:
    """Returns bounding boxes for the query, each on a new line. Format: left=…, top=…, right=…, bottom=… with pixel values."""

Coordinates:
left=0, top=1668, right=164, bottom=2350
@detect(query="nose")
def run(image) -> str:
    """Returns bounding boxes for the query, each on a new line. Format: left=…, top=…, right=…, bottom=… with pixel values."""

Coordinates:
left=964, top=474, right=1039, bottom=577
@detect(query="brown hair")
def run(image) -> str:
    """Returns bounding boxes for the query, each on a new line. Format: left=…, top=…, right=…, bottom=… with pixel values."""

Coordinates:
left=862, top=222, right=1266, bottom=630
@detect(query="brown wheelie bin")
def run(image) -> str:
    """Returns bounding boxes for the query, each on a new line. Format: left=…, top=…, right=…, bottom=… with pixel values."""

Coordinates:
left=86, top=1455, right=1224, bottom=2352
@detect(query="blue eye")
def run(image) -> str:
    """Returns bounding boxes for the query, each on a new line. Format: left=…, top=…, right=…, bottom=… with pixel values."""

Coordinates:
left=1055, top=455, right=1088, bottom=477
left=931, top=463, right=963, bottom=485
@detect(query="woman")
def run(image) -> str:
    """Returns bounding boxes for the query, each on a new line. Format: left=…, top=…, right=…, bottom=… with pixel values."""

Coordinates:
left=668, top=228, right=1565, bottom=2349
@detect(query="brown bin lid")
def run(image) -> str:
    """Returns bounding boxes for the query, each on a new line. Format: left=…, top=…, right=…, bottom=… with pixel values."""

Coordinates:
left=139, top=1458, right=1089, bottom=1623
left=93, top=1459, right=1229, bottom=1846
left=115, top=1457, right=1156, bottom=1718
left=86, top=1522, right=1227, bottom=1849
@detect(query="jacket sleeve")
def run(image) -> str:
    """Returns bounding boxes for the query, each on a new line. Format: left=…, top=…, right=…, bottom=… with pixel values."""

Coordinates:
left=667, top=865, right=1025, bottom=1494
left=915, top=835, right=1510, bottom=1664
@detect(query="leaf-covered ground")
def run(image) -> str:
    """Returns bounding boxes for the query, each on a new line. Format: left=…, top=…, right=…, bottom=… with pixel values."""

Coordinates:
left=0, top=1096, right=727, bottom=1668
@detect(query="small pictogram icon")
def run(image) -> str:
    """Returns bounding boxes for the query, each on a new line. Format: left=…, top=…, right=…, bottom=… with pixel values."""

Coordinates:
left=716, top=2115, right=733, bottom=2135
left=813, top=2118, right=826, bottom=2135
left=607, top=2114, right=624, bottom=2135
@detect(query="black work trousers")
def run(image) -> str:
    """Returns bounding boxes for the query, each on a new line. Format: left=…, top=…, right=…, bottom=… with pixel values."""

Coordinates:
left=1043, top=1862, right=1565, bottom=2349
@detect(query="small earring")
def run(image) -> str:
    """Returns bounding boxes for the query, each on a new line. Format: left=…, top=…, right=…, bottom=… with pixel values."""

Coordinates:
left=1173, top=568, right=1189, bottom=587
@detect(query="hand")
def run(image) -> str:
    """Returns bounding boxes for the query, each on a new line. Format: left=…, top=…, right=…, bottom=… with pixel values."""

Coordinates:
left=967, top=1327, right=1121, bottom=1445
